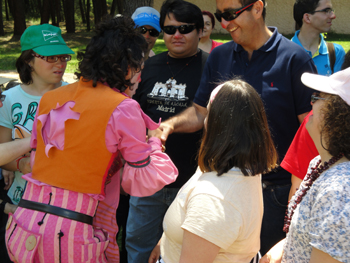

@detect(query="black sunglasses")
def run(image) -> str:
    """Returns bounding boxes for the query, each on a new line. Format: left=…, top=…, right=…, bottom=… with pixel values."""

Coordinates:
left=215, top=1, right=257, bottom=22
left=138, top=26, right=160, bottom=37
left=163, top=24, right=196, bottom=35
left=311, top=94, right=327, bottom=104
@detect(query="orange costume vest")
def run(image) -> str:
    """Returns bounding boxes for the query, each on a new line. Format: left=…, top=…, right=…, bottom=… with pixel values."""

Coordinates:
left=32, top=79, right=127, bottom=195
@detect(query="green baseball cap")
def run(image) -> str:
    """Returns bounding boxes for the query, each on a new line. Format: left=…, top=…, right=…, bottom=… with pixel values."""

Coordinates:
left=20, top=24, right=74, bottom=56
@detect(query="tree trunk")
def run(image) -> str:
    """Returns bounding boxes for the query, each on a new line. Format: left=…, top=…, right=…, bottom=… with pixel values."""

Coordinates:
left=7, top=0, right=14, bottom=20
left=13, top=0, right=26, bottom=36
left=116, top=0, right=123, bottom=15
left=64, top=0, right=75, bottom=33
left=27, top=0, right=34, bottom=14
left=92, top=0, right=101, bottom=25
left=123, top=0, right=153, bottom=17
left=86, top=0, right=90, bottom=31
left=110, top=0, right=118, bottom=16
left=79, top=0, right=86, bottom=23
left=50, top=0, right=57, bottom=26
left=92, top=0, right=108, bottom=24
left=36, top=0, right=42, bottom=11
left=61, top=0, right=66, bottom=21
left=56, top=0, right=62, bottom=23
left=5, top=0, right=9, bottom=20
left=41, top=0, right=50, bottom=24
left=0, top=0, right=4, bottom=36
left=101, top=0, right=107, bottom=17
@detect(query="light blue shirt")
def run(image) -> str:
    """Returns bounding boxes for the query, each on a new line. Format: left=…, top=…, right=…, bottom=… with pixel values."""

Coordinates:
left=292, top=30, right=345, bottom=76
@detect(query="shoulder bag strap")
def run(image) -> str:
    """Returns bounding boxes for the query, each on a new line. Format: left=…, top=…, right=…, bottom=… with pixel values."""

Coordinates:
left=326, top=42, right=336, bottom=74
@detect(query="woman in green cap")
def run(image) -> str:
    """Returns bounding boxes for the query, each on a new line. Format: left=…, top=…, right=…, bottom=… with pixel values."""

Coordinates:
left=0, top=23, right=73, bottom=263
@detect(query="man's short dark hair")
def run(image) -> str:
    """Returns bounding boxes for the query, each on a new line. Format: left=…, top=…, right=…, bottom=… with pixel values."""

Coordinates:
left=240, top=0, right=266, bottom=20
left=294, top=0, right=320, bottom=30
left=159, top=0, right=204, bottom=32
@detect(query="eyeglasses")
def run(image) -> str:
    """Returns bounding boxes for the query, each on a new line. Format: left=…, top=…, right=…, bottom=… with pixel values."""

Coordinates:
left=311, top=7, right=335, bottom=15
left=163, top=24, right=196, bottom=35
left=214, top=1, right=257, bottom=22
left=32, top=53, right=72, bottom=63
left=138, top=26, right=160, bottom=37
left=311, top=94, right=327, bottom=104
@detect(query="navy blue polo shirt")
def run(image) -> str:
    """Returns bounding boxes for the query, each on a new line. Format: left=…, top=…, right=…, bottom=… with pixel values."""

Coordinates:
left=194, top=27, right=317, bottom=184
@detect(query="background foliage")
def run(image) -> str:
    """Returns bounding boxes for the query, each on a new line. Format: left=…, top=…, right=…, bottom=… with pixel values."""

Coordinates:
left=0, top=0, right=349, bottom=73
left=0, top=0, right=154, bottom=36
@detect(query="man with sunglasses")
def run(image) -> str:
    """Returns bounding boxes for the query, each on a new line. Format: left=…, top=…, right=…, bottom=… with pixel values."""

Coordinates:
left=292, top=0, right=345, bottom=76
left=132, top=7, right=161, bottom=61
left=154, top=0, right=318, bottom=256
left=126, top=0, right=208, bottom=262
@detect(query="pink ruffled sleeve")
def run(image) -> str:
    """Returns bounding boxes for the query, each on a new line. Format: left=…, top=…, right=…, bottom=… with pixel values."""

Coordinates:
left=106, top=99, right=178, bottom=197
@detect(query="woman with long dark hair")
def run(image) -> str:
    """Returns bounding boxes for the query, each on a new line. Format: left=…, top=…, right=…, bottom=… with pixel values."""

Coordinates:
left=150, top=79, right=277, bottom=263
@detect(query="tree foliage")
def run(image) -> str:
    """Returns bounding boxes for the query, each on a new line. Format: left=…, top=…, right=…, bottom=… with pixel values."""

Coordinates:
left=1, top=0, right=155, bottom=36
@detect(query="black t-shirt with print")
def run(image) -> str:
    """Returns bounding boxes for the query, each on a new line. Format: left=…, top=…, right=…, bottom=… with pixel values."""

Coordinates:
left=134, top=50, right=209, bottom=188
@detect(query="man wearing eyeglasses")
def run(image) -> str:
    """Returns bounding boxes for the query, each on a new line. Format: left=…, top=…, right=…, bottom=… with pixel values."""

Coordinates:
left=126, top=0, right=208, bottom=262
left=132, top=7, right=161, bottom=61
left=279, top=0, right=346, bottom=236
left=153, top=0, right=318, bottom=256
left=292, top=0, right=345, bottom=76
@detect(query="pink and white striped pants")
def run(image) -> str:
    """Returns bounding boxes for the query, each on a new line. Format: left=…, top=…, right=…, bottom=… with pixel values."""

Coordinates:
left=6, top=181, right=109, bottom=263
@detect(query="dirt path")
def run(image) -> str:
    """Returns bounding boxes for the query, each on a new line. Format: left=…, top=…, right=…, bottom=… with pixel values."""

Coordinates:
left=0, top=71, right=77, bottom=84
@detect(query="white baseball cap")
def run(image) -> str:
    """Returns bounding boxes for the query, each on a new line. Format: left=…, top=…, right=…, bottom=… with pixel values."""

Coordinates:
left=301, top=67, right=350, bottom=106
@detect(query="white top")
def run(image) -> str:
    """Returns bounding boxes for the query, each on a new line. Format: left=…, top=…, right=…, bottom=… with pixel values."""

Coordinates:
left=0, top=83, right=68, bottom=204
left=283, top=156, right=350, bottom=262
left=161, top=167, right=263, bottom=263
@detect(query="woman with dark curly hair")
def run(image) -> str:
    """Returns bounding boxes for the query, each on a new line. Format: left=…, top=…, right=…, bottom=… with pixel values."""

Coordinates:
left=261, top=67, right=350, bottom=263
left=5, top=16, right=178, bottom=263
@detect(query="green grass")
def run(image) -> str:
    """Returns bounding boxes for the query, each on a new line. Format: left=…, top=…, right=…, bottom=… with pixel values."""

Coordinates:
left=1, top=22, right=349, bottom=73
left=324, top=33, right=350, bottom=52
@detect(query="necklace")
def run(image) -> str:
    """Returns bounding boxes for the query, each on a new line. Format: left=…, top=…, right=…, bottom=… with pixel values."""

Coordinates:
left=166, top=52, right=198, bottom=80
left=283, top=153, right=344, bottom=233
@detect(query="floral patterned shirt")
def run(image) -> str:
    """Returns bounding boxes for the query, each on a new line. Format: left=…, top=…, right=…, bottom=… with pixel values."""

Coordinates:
left=283, top=156, right=350, bottom=262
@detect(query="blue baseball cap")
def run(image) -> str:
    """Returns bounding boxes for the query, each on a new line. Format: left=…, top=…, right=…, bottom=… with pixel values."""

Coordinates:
left=132, top=7, right=161, bottom=33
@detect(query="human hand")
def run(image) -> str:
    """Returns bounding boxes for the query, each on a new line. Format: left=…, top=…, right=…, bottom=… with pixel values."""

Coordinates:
left=4, top=203, right=17, bottom=215
left=19, top=156, right=31, bottom=174
left=260, top=239, right=285, bottom=263
left=148, top=128, right=163, bottom=141
left=3, top=170, right=14, bottom=190
left=148, top=121, right=175, bottom=144
left=148, top=241, right=161, bottom=263
left=158, top=121, right=174, bottom=144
